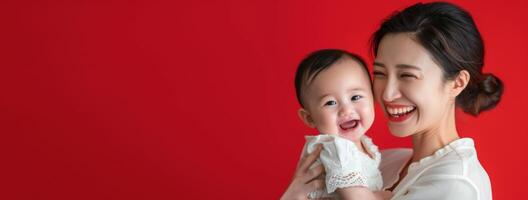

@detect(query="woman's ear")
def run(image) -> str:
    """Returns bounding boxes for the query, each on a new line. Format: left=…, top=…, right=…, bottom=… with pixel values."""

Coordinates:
left=298, top=108, right=316, bottom=128
left=450, top=70, right=470, bottom=97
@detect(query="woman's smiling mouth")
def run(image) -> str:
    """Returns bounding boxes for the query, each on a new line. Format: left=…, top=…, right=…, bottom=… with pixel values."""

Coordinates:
left=386, top=105, right=416, bottom=122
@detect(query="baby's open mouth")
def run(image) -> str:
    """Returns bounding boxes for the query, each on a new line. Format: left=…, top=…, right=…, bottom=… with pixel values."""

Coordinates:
left=339, top=120, right=359, bottom=130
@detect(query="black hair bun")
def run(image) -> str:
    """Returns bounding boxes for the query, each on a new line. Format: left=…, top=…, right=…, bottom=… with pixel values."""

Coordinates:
left=475, top=73, right=503, bottom=114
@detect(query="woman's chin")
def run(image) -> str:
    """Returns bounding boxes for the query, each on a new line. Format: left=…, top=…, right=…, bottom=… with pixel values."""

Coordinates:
left=388, top=126, right=414, bottom=137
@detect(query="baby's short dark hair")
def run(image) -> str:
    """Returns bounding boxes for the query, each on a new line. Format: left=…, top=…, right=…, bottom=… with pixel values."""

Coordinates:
left=294, top=49, right=371, bottom=108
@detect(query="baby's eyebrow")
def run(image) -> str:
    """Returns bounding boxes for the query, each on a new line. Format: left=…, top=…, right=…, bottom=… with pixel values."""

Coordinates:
left=317, top=94, right=332, bottom=102
left=317, top=88, right=366, bottom=101
left=345, top=88, right=365, bottom=94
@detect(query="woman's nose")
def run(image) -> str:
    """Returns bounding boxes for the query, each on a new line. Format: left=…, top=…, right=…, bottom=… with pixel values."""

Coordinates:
left=382, top=80, right=402, bottom=102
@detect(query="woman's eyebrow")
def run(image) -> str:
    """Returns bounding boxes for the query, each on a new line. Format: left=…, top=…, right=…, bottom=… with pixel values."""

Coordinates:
left=396, top=64, right=421, bottom=71
left=373, top=62, right=421, bottom=71
left=373, top=62, right=385, bottom=68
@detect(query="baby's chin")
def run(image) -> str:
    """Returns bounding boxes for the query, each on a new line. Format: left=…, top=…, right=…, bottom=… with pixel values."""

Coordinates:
left=318, top=126, right=366, bottom=142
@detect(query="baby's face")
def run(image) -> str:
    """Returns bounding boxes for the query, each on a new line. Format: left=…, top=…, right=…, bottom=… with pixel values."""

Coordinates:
left=301, top=58, right=375, bottom=141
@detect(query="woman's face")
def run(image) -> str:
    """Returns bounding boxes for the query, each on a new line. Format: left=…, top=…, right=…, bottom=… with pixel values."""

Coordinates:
left=373, top=33, right=454, bottom=137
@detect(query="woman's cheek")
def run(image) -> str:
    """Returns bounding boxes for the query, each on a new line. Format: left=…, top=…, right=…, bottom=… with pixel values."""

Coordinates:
left=373, top=82, right=385, bottom=102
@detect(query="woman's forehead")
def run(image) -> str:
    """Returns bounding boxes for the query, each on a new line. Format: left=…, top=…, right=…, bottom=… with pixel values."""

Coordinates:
left=375, top=33, right=436, bottom=70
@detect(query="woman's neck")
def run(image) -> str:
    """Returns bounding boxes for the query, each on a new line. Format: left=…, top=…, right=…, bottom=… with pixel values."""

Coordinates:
left=410, top=108, right=460, bottom=163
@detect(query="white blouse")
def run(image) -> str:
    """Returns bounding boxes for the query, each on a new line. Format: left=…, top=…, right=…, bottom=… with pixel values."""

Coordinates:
left=380, top=138, right=492, bottom=200
left=302, top=134, right=383, bottom=199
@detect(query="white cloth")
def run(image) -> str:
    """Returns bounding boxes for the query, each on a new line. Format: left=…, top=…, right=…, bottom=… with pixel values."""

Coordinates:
left=302, top=134, right=383, bottom=199
left=380, top=138, right=492, bottom=200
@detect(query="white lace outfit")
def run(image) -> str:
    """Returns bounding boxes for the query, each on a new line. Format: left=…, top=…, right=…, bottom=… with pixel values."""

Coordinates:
left=301, top=134, right=383, bottom=199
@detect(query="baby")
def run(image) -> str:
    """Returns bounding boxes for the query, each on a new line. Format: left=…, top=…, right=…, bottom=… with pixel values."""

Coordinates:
left=294, top=49, right=383, bottom=199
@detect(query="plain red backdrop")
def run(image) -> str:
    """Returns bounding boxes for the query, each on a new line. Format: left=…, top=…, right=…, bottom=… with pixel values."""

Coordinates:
left=1, top=0, right=527, bottom=199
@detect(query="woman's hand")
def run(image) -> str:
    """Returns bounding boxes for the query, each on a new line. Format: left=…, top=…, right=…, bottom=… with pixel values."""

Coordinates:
left=280, top=145, right=327, bottom=200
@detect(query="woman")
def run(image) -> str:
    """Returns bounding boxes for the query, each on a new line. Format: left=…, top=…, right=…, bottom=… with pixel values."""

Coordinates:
left=281, top=2, right=503, bottom=200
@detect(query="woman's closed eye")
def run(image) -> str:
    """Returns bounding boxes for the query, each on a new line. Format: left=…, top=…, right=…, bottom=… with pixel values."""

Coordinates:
left=373, top=71, right=386, bottom=78
left=400, top=73, right=418, bottom=79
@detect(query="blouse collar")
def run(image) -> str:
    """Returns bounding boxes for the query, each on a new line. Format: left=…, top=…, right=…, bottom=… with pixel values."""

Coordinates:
left=408, top=137, right=474, bottom=170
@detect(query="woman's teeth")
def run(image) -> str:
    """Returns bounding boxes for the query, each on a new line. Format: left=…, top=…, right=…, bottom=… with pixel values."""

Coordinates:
left=387, top=106, right=416, bottom=116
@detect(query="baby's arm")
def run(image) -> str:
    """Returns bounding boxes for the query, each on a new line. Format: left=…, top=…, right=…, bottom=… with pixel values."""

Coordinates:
left=337, top=187, right=392, bottom=200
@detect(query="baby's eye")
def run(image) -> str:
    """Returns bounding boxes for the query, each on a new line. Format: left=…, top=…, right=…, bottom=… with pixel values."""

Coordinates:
left=351, top=95, right=362, bottom=101
left=324, top=100, right=337, bottom=106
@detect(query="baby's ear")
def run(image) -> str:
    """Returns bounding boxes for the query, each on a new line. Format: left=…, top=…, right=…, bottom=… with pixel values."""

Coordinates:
left=298, top=108, right=316, bottom=128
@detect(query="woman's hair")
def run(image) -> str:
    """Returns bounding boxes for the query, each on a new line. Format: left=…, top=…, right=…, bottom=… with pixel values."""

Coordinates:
left=294, top=49, right=370, bottom=108
left=370, top=2, right=503, bottom=116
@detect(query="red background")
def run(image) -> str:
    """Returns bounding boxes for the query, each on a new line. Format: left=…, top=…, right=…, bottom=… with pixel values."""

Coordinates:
left=1, top=0, right=526, bottom=199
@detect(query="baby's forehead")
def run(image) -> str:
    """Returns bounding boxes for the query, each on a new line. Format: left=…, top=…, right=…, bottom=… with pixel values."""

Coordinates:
left=303, top=73, right=372, bottom=97
left=309, top=61, right=371, bottom=85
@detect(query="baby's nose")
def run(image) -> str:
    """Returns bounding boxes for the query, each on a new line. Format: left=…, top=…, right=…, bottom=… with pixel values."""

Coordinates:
left=338, top=104, right=356, bottom=117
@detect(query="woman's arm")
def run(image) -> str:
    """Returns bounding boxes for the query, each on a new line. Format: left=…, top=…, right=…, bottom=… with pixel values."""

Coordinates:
left=337, top=187, right=392, bottom=200
left=281, top=145, right=327, bottom=200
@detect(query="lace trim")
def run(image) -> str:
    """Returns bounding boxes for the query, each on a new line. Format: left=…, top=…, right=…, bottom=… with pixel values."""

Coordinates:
left=326, top=171, right=368, bottom=193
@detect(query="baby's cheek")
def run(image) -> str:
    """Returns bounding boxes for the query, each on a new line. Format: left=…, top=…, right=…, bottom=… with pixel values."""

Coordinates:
left=358, top=103, right=375, bottom=126
left=358, top=100, right=371, bottom=112
left=318, top=117, right=339, bottom=134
